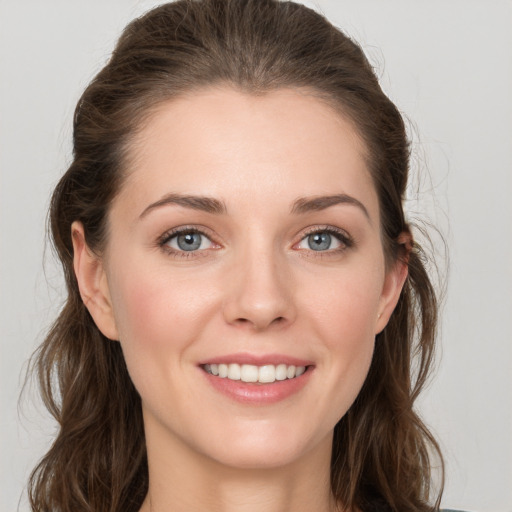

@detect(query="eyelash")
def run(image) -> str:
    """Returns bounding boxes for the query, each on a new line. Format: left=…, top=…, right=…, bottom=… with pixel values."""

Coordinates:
left=298, top=225, right=353, bottom=251
left=157, top=225, right=354, bottom=259
left=157, top=226, right=216, bottom=259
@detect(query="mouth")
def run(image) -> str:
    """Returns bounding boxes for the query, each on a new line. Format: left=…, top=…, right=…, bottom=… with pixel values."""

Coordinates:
left=202, top=363, right=308, bottom=384
left=199, top=356, right=314, bottom=403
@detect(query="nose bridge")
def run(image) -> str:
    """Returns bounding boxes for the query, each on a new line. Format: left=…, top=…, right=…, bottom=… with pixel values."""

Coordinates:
left=223, top=231, right=295, bottom=330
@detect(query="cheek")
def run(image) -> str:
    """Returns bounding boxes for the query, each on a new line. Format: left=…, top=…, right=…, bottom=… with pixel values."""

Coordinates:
left=107, top=263, right=219, bottom=376
left=319, top=285, right=378, bottom=380
left=301, top=262, right=383, bottom=407
left=305, top=261, right=384, bottom=344
left=112, top=260, right=208, bottom=331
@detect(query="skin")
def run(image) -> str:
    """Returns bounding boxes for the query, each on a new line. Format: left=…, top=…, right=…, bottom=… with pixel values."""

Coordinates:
left=72, top=88, right=408, bottom=512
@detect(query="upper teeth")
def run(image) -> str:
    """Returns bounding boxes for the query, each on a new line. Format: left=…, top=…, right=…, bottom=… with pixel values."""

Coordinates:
left=204, top=363, right=306, bottom=383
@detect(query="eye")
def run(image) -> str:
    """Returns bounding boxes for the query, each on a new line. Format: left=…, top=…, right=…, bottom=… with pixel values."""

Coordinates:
left=161, top=229, right=215, bottom=253
left=295, top=228, right=352, bottom=253
left=301, top=232, right=338, bottom=251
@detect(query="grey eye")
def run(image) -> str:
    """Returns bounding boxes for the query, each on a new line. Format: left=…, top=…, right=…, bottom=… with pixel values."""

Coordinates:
left=307, top=232, right=332, bottom=251
left=177, top=232, right=202, bottom=251
left=166, top=231, right=213, bottom=252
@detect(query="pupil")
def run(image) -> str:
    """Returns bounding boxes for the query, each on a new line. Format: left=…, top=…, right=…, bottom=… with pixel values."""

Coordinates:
left=308, top=232, right=331, bottom=251
left=177, top=233, right=201, bottom=251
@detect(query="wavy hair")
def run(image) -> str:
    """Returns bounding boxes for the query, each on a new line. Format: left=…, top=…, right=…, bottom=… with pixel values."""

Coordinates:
left=28, top=1, right=444, bottom=510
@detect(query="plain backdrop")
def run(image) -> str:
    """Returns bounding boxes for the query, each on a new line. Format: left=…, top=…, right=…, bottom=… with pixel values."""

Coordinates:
left=1, top=1, right=511, bottom=511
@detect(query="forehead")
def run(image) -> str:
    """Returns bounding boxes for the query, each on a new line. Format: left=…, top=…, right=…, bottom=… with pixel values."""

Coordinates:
left=117, top=87, right=378, bottom=220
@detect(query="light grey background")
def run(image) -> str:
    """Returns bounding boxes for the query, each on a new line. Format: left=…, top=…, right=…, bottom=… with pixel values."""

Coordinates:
left=1, top=1, right=511, bottom=511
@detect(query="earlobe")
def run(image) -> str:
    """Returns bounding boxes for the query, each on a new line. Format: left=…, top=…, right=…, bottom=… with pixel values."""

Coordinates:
left=71, top=221, right=119, bottom=341
left=375, top=234, right=411, bottom=334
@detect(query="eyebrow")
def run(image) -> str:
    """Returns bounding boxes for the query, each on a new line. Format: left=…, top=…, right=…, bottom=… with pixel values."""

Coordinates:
left=139, top=193, right=227, bottom=218
left=291, top=194, right=370, bottom=220
left=139, top=192, right=370, bottom=221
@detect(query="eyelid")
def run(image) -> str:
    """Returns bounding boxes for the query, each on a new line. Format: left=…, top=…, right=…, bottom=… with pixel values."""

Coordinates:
left=157, top=225, right=221, bottom=257
left=293, top=225, right=354, bottom=252
left=158, top=225, right=211, bottom=244
left=156, top=224, right=354, bottom=258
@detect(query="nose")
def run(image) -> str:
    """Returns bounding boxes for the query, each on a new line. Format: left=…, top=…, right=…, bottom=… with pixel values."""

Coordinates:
left=222, top=245, right=296, bottom=331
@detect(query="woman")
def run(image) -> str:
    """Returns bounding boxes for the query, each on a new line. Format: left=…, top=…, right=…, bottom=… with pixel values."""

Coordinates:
left=28, top=1, right=450, bottom=511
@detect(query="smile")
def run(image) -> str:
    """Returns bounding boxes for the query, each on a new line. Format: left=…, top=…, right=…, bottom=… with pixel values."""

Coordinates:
left=203, top=363, right=307, bottom=384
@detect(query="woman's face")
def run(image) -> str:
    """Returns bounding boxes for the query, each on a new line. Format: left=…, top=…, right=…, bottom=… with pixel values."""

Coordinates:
left=82, top=88, right=405, bottom=470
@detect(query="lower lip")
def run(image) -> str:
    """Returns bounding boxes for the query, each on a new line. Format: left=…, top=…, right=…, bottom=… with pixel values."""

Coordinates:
left=200, top=367, right=313, bottom=404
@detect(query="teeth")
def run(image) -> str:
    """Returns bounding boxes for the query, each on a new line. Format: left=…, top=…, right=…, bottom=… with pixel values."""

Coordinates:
left=218, top=364, right=228, bottom=378
left=295, top=366, right=306, bottom=377
left=240, top=364, right=258, bottom=382
left=258, top=365, right=275, bottom=383
left=275, top=364, right=288, bottom=381
left=227, top=363, right=241, bottom=380
left=204, top=363, right=307, bottom=383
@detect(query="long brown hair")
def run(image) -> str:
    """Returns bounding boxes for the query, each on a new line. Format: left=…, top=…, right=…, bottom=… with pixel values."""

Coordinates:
left=28, top=1, right=444, bottom=511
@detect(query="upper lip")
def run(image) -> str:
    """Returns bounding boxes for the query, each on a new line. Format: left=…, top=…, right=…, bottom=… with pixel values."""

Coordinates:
left=198, top=352, right=314, bottom=367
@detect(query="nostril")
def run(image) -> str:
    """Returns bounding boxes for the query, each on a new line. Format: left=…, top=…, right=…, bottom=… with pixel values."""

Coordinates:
left=232, top=315, right=286, bottom=330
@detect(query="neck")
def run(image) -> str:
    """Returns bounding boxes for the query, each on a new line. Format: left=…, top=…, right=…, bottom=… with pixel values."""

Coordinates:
left=140, top=420, right=340, bottom=512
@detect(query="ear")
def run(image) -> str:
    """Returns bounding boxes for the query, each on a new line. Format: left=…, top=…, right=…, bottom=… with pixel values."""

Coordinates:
left=71, top=221, right=119, bottom=341
left=375, top=233, right=411, bottom=334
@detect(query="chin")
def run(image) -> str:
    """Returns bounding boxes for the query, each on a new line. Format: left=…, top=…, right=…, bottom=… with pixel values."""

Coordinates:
left=195, top=421, right=332, bottom=471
